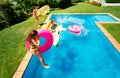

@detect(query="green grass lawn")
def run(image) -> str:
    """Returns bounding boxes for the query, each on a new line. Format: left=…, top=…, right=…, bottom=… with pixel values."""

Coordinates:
left=0, top=2, right=120, bottom=78
left=102, top=24, right=120, bottom=43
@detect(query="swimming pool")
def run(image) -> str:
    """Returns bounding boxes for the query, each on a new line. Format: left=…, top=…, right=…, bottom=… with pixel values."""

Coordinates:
left=23, top=14, right=120, bottom=78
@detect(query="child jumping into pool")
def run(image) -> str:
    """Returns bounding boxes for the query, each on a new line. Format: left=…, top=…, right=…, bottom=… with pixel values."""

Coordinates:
left=33, top=6, right=39, bottom=26
left=26, top=30, right=49, bottom=68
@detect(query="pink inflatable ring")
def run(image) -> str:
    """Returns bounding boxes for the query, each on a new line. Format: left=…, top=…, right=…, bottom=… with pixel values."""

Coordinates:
left=26, top=29, right=53, bottom=53
left=68, top=25, right=82, bottom=34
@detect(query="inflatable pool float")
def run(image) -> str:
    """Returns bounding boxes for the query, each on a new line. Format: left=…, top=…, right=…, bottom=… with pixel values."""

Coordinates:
left=26, top=29, right=53, bottom=53
left=53, top=25, right=66, bottom=46
left=38, top=5, right=50, bottom=16
left=45, top=20, right=52, bottom=30
left=68, top=25, right=82, bottom=34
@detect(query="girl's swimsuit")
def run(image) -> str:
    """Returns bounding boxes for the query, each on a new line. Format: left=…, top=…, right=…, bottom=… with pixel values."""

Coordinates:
left=30, top=40, right=39, bottom=54
left=33, top=9, right=39, bottom=20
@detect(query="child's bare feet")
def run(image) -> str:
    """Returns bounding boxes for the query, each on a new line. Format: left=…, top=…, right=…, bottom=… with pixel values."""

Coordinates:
left=44, top=64, right=50, bottom=69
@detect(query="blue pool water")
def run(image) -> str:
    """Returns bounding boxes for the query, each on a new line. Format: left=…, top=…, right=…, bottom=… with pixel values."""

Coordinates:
left=23, top=14, right=120, bottom=78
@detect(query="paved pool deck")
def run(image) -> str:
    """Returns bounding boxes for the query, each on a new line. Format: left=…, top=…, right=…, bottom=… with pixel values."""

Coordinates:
left=13, top=13, right=120, bottom=78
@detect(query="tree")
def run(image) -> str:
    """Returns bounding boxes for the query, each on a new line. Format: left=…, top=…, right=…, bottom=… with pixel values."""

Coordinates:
left=1, top=1, right=28, bottom=26
left=59, top=0, right=72, bottom=9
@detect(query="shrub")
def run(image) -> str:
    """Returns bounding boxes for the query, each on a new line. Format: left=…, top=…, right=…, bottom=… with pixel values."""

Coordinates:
left=91, top=1, right=101, bottom=7
left=72, top=0, right=82, bottom=3
left=1, top=1, right=28, bottom=27
left=106, top=0, right=120, bottom=3
left=58, top=0, right=72, bottom=9
left=0, top=20, right=9, bottom=30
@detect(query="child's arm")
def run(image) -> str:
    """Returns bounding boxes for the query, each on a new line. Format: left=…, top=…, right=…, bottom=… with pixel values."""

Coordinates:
left=31, top=39, right=39, bottom=48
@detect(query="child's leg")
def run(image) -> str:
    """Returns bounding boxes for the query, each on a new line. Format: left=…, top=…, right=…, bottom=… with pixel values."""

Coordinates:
left=36, top=19, right=39, bottom=26
left=35, top=51, right=49, bottom=68
left=35, top=17, right=39, bottom=26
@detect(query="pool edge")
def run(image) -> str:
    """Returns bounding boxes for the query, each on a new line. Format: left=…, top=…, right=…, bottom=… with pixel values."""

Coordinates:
left=96, top=13, right=120, bottom=52
left=12, top=51, right=32, bottom=78
left=12, top=14, right=52, bottom=78
left=96, top=22, right=120, bottom=52
left=12, top=13, right=120, bottom=78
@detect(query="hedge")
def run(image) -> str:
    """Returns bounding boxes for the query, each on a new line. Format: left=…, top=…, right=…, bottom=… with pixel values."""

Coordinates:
left=106, top=0, right=120, bottom=3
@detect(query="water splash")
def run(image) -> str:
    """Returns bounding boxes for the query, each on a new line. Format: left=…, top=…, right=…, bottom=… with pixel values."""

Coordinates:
left=57, top=16, right=67, bottom=23
left=81, top=26, right=89, bottom=36
left=67, top=17, right=84, bottom=25
left=57, top=17, right=84, bottom=25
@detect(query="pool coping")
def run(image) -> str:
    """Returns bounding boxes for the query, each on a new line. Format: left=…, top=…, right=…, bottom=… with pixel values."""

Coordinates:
left=96, top=23, right=120, bottom=52
left=96, top=13, right=120, bottom=52
left=12, top=13, right=120, bottom=78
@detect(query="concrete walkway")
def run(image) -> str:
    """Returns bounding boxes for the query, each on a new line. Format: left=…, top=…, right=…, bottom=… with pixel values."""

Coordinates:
left=103, top=3, right=120, bottom=6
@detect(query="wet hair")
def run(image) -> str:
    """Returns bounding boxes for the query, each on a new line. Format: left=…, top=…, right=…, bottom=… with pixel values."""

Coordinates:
left=26, top=30, right=38, bottom=43
left=30, top=30, right=38, bottom=38
left=51, top=20, right=55, bottom=23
